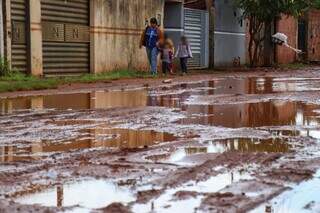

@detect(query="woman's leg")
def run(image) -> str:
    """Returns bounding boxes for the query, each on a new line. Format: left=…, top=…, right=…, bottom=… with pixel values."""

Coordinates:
left=150, top=47, right=159, bottom=75
left=146, top=48, right=152, bottom=73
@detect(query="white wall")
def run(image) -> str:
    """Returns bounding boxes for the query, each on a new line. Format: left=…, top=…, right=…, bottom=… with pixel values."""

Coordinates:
left=214, top=0, right=246, bottom=67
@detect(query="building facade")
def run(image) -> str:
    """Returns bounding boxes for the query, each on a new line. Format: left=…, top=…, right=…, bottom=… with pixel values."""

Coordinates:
left=214, top=0, right=246, bottom=67
left=185, top=0, right=246, bottom=67
left=3, top=0, right=319, bottom=76
left=3, top=0, right=167, bottom=76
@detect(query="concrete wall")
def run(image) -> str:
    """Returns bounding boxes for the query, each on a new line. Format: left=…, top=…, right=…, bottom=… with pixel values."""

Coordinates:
left=4, top=0, right=165, bottom=75
left=4, top=0, right=11, bottom=64
left=276, top=15, right=298, bottom=64
left=29, top=0, right=43, bottom=76
left=214, top=0, right=246, bottom=67
left=90, top=0, right=164, bottom=73
left=164, top=1, right=184, bottom=51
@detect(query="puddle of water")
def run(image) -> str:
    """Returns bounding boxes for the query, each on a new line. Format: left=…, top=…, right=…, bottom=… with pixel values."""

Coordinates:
left=177, top=101, right=320, bottom=128
left=0, top=90, right=149, bottom=114
left=182, top=170, right=254, bottom=193
left=14, top=179, right=136, bottom=210
left=251, top=170, right=320, bottom=213
left=133, top=170, right=253, bottom=213
left=3, top=93, right=320, bottom=134
left=133, top=195, right=203, bottom=213
left=2, top=77, right=320, bottom=114
left=165, top=138, right=291, bottom=164
left=0, top=128, right=177, bottom=162
left=1, top=77, right=320, bottom=163
left=89, top=128, right=177, bottom=149
left=270, top=129, right=320, bottom=140
left=14, top=170, right=253, bottom=212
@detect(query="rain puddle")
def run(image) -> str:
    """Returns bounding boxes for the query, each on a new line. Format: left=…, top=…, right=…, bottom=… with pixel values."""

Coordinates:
left=251, top=170, right=320, bottom=213
left=14, top=170, right=253, bottom=212
left=1, top=77, right=320, bottom=113
left=0, top=90, right=149, bottom=114
left=88, top=128, right=177, bottom=149
left=166, top=138, right=291, bottom=164
left=1, top=77, right=320, bottom=162
left=1, top=79, right=320, bottom=132
left=14, top=179, right=136, bottom=211
left=177, top=101, right=320, bottom=128
left=133, top=169, right=253, bottom=213
left=0, top=128, right=177, bottom=162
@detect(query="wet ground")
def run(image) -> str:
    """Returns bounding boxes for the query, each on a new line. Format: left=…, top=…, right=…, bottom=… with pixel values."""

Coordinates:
left=1, top=68, right=320, bottom=212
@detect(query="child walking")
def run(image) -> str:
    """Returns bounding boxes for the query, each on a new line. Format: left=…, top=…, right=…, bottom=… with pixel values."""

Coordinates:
left=161, top=41, right=174, bottom=75
left=175, top=36, right=193, bottom=75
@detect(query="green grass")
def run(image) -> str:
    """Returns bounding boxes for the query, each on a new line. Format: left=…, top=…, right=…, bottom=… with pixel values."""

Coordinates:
left=278, top=62, right=309, bottom=70
left=0, top=70, right=152, bottom=93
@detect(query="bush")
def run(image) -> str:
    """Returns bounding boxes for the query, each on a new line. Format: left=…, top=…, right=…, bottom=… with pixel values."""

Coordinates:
left=0, top=57, right=12, bottom=77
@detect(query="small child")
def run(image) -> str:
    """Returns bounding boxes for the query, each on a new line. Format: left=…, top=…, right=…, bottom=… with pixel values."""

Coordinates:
left=161, top=41, right=174, bottom=75
left=175, top=36, right=193, bottom=75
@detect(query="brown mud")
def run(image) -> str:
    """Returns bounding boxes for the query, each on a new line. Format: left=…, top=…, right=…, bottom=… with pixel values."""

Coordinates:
left=1, top=68, right=320, bottom=212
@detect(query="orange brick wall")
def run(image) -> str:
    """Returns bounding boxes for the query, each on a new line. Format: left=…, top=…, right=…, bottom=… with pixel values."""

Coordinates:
left=245, top=16, right=298, bottom=66
left=307, top=9, right=320, bottom=62
left=275, top=15, right=298, bottom=64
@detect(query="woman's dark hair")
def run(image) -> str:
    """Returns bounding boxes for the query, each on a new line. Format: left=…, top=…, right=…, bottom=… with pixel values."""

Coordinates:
left=150, top=17, right=158, bottom=25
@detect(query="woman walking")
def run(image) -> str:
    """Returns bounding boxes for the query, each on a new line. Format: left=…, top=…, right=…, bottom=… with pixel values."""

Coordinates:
left=140, top=18, right=163, bottom=76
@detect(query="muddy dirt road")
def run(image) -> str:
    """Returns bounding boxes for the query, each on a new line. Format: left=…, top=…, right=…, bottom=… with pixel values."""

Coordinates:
left=1, top=68, right=320, bottom=213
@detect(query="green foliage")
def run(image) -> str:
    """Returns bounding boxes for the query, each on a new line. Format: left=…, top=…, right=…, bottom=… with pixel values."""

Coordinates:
left=312, top=0, right=320, bottom=9
left=278, top=62, right=308, bottom=70
left=0, top=57, right=12, bottom=77
left=63, top=70, right=151, bottom=83
left=234, top=0, right=316, bottom=21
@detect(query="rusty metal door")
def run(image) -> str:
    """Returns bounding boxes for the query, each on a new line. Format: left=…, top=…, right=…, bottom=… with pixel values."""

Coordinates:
left=41, top=0, right=90, bottom=75
left=11, top=0, right=28, bottom=73
left=298, top=19, right=307, bottom=54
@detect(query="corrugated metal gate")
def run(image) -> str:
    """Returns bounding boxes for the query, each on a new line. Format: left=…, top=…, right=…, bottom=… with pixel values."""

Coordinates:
left=184, top=8, right=209, bottom=68
left=11, top=0, right=28, bottom=73
left=41, top=0, right=90, bottom=75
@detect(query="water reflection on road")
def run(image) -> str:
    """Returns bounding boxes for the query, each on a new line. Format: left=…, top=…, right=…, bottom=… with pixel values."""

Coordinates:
left=15, top=179, right=136, bottom=209
left=0, top=128, right=177, bottom=162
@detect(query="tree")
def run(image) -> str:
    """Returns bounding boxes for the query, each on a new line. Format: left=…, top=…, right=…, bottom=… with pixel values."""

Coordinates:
left=234, top=0, right=320, bottom=67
